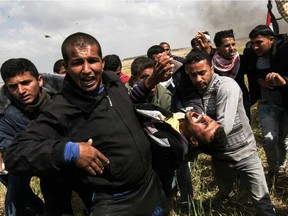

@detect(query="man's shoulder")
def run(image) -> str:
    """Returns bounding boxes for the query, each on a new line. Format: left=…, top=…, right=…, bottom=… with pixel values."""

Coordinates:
left=42, top=94, right=72, bottom=112
left=156, top=84, right=172, bottom=96
left=212, top=74, right=239, bottom=89
left=2, top=104, right=23, bottom=117
left=41, top=73, right=64, bottom=95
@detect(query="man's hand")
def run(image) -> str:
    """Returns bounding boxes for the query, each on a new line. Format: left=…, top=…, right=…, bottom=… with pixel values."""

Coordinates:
left=257, top=78, right=274, bottom=90
left=0, top=151, right=3, bottom=172
left=194, top=32, right=212, bottom=54
left=265, top=72, right=286, bottom=86
left=76, top=139, right=110, bottom=176
left=145, top=53, right=174, bottom=89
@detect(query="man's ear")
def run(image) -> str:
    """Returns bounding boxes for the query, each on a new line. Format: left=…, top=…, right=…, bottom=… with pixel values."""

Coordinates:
left=189, top=136, right=198, bottom=147
left=38, top=75, right=43, bottom=88
left=185, top=65, right=189, bottom=74
left=269, top=36, right=275, bottom=43
left=211, top=65, right=214, bottom=75
left=101, top=56, right=105, bottom=71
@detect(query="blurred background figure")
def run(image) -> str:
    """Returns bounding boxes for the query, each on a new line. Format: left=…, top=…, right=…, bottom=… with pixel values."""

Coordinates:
left=53, top=59, right=66, bottom=75
left=190, top=31, right=216, bottom=57
left=104, top=54, right=130, bottom=84
left=159, top=41, right=185, bottom=63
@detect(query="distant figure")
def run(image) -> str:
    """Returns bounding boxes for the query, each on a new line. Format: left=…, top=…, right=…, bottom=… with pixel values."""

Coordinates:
left=53, top=59, right=66, bottom=75
left=190, top=31, right=216, bottom=57
left=103, top=54, right=130, bottom=84
left=159, top=41, right=185, bottom=63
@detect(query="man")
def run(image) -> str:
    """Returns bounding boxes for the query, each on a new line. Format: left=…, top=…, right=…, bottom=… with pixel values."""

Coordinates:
left=184, top=50, right=276, bottom=216
left=210, top=29, right=251, bottom=120
left=5, top=32, right=171, bottom=216
left=126, top=56, right=193, bottom=210
left=245, top=25, right=288, bottom=188
left=126, top=56, right=171, bottom=110
left=147, top=45, right=203, bottom=112
left=190, top=31, right=216, bottom=57
left=103, top=54, right=130, bottom=84
left=53, top=59, right=66, bottom=75
left=0, top=58, right=52, bottom=216
left=159, top=41, right=185, bottom=63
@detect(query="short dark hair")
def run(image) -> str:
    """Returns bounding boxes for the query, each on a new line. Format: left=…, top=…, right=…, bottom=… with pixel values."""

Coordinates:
left=53, top=59, right=65, bottom=74
left=159, top=42, right=170, bottom=47
left=249, top=25, right=275, bottom=39
left=213, top=29, right=234, bottom=47
left=184, top=50, right=212, bottom=67
left=61, top=32, right=102, bottom=64
left=1, top=58, right=39, bottom=83
left=190, top=38, right=197, bottom=47
left=147, top=45, right=165, bottom=59
left=131, top=56, right=154, bottom=76
left=103, top=54, right=122, bottom=71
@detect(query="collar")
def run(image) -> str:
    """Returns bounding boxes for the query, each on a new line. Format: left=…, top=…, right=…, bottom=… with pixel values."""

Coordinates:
left=62, top=71, right=120, bottom=114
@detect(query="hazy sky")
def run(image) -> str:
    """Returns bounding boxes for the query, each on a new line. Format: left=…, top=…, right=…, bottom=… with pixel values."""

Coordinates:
left=0, top=0, right=287, bottom=76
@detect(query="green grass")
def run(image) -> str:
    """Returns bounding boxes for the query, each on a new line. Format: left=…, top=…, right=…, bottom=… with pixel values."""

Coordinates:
left=1, top=107, right=288, bottom=215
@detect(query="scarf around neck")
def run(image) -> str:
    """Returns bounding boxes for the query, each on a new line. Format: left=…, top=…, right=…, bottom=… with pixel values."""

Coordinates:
left=10, top=89, right=50, bottom=118
left=212, top=51, right=240, bottom=79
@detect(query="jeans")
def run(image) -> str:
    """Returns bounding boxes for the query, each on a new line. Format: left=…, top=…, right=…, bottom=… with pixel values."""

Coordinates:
left=258, top=101, right=288, bottom=173
left=212, top=152, right=276, bottom=216
left=2, top=173, right=44, bottom=216
left=176, top=162, right=193, bottom=203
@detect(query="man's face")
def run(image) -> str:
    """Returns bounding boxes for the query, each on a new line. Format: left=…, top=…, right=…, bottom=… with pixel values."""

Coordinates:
left=5, top=71, right=43, bottom=105
left=179, top=112, right=220, bottom=145
left=58, top=66, right=66, bottom=75
left=65, top=43, right=104, bottom=92
left=217, top=37, right=236, bottom=60
left=250, top=35, right=274, bottom=57
left=133, top=67, right=156, bottom=95
left=192, top=41, right=201, bottom=51
left=114, top=65, right=121, bottom=77
left=160, top=44, right=171, bottom=55
left=186, top=59, right=214, bottom=90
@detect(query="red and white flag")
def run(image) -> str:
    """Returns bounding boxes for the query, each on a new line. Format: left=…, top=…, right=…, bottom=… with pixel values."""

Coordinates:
left=266, top=0, right=279, bottom=34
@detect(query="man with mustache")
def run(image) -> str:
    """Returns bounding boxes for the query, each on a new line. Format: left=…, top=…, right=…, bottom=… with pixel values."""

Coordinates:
left=211, top=29, right=251, bottom=120
left=5, top=32, right=173, bottom=216
left=183, top=50, right=276, bottom=216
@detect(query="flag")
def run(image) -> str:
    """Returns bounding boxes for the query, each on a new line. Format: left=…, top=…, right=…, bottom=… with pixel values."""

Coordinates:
left=266, top=0, right=279, bottom=34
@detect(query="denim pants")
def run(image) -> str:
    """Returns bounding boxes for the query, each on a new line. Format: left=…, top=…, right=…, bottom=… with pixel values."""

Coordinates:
left=3, top=173, right=44, bottom=216
left=176, top=162, right=193, bottom=203
left=212, top=152, right=276, bottom=216
left=258, top=101, right=288, bottom=173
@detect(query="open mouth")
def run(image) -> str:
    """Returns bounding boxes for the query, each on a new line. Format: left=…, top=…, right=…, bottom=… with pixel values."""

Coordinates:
left=19, top=95, right=30, bottom=102
left=189, top=112, right=201, bottom=122
left=81, top=76, right=96, bottom=85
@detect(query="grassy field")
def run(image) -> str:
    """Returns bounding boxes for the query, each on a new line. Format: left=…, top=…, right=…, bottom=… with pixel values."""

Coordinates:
left=1, top=39, right=288, bottom=215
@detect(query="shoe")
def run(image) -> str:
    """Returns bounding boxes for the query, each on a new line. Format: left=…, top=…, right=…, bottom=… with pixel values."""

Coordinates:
left=278, top=164, right=286, bottom=174
left=180, top=201, right=190, bottom=214
left=266, top=171, right=278, bottom=190
left=212, top=192, right=230, bottom=207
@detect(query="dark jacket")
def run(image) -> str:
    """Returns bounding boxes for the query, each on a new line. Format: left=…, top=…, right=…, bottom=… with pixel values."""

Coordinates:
left=243, top=39, right=288, bottom=110
left=213, top=54, right=250, bottom=104
left=0, top=104, right=31, bottom=150
left=171, top=65, right=204, bottom=113
left=0, top=73, right=64, bottom=150
left=6, top=71, right=154, bottom=194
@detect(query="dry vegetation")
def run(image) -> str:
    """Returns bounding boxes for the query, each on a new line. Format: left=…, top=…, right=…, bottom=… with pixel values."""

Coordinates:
left=1, top=39, right=288, bottom=215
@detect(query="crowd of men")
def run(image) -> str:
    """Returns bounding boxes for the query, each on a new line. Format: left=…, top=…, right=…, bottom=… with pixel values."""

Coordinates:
left=0, top=24, right=287, bottom=216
